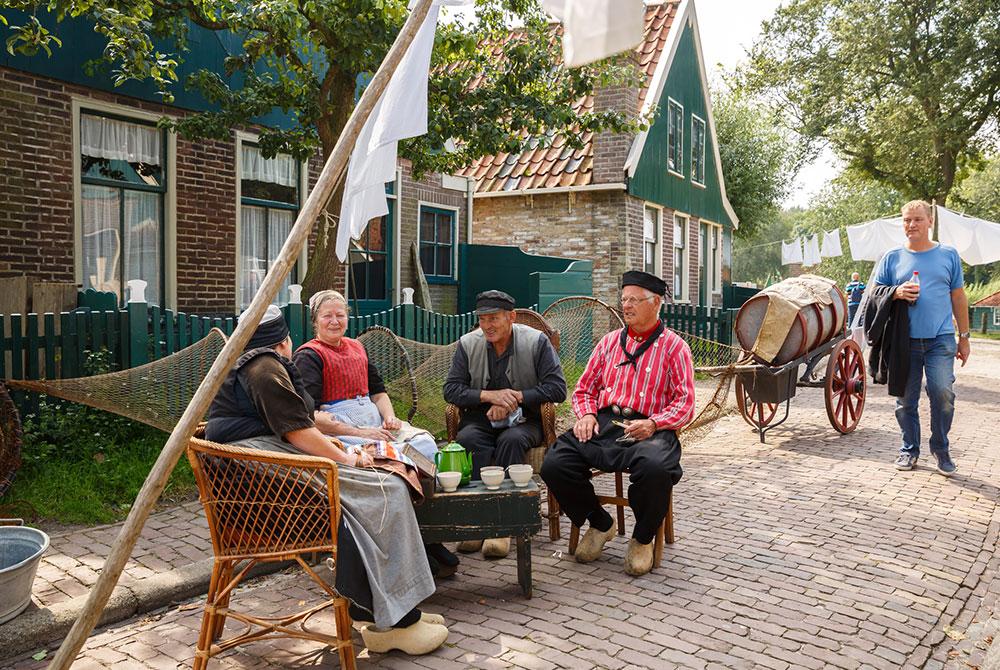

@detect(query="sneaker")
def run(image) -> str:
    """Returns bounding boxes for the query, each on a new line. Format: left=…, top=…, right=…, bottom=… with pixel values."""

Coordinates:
left=895, top=453, right=918, bottom=471
left=935, top=453, right=957, bottom=476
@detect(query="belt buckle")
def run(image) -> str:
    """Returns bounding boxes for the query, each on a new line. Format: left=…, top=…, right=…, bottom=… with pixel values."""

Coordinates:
left=622, top=407, right=635, bottom=418
left=611, top=405, right=621, bottom=415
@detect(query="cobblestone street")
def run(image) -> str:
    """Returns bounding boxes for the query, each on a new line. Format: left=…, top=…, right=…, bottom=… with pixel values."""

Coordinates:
left=5, top=339, right=1000, bottom=670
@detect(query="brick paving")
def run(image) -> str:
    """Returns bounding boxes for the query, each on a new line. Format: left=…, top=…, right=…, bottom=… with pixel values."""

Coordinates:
left=5, top=339, right=1000, bottom=669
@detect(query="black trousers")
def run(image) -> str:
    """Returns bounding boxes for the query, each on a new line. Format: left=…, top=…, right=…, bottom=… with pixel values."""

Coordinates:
left=540, top=409, right=682, bottom=544
left=456, top=411, right=543, bottom=480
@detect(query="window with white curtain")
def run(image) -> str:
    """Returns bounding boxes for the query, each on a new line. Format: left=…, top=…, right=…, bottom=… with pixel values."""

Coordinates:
left=673, top=214, right=688, bottom=301
left=667, top=99, right=684, bottom=175
left=994, top=308, right=1000, bottom=327
left=713, top=225, right=723, bottom=293
left=238, top=143, right=300, bottom=310
left=80, top=111, right=165, bottom=305
left=643, top=205, right=660, bottom=275
left=691, top=115, right=706, bottom=185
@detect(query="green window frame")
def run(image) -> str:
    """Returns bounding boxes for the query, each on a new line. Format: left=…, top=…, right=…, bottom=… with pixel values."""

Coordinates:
left=667, top=98, right=684, bottom=176
left=691, top=115, right=706, bottom=185
left=349, top=182, right=395, bottom=307
left=79, top=110, right=167, bottom=306
left=419, top=205, right=456, bottom=281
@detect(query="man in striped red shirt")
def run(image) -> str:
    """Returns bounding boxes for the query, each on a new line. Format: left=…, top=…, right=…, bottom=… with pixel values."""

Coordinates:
left=541, top=270, right=695, bottom=576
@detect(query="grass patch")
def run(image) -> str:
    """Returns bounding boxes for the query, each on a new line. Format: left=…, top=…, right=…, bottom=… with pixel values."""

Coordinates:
left=972, top=331, right=1000, bottom=341
left=1, top=396, right=195, bottom=526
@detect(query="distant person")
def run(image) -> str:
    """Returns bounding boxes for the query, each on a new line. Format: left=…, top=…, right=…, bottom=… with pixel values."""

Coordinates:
left=845, top=272, right=866, bottom=326
left=443, top=290, right=567, bottom=559
left=871, top=200, right=970, bottom=476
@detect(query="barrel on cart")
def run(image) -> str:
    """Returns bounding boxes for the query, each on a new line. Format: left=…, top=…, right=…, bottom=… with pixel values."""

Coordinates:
left=732, top=276, right=866, bottom=442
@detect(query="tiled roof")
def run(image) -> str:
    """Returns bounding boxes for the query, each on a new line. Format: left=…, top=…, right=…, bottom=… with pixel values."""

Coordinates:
left=975, top=290, right=1000, bottom=307
left=458, top=2, right=679, bottom=194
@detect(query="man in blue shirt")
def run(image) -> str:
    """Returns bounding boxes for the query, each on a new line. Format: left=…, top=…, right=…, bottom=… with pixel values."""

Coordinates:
left=874, top=200, right=971, bottom=475
left=845, top=272, right=866, bottom=326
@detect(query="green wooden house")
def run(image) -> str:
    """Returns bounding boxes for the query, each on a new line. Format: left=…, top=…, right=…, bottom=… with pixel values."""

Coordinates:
left=462, top=0, right=738, bottom=309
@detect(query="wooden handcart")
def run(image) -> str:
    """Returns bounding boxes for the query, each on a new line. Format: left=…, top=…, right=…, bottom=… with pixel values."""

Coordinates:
left=734, top=334, right=866, bottom=443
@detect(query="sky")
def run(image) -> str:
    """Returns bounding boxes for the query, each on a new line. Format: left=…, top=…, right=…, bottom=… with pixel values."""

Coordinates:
left=692, top=0, right=841, bottom=208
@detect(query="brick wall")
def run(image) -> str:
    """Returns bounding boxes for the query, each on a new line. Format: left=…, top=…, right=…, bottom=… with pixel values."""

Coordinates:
left=592, top=81, right=639, bottom=185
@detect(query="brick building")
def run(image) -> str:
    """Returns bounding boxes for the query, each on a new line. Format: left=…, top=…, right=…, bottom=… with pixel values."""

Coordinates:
left=460, top=0, right=738, bottom=308
left=0, top=15, right=472, bottom=315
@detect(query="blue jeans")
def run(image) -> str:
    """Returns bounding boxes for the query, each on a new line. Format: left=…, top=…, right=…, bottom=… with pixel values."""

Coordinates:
left=895, top=334, right=956, bottom=457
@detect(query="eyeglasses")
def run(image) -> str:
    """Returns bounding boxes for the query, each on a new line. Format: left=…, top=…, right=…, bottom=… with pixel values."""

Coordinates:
left=620, top=296, right=656, bottom=306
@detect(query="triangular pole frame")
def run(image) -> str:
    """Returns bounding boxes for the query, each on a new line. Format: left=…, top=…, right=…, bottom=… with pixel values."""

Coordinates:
left=47, top=1, right=435, bottom=666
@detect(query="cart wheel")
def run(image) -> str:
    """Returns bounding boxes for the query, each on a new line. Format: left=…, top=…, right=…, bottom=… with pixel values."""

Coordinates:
left=825, top=339, right=866, bottom=434
left=735, top=377, right=779, bottom=430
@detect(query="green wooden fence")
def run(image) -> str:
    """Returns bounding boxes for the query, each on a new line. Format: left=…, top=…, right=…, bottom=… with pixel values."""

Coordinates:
left=1, top=297, right=735, bottom=384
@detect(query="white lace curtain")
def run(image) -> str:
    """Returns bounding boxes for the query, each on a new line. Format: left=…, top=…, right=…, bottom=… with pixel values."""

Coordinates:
left=241, top=145, right=297, bottom=187
left=81, top=114, right=161, bottom=165
left=239, top=206, right=293, bottom=309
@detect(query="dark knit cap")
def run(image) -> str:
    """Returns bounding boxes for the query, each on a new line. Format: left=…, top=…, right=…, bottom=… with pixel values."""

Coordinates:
left=475, top=290, right=516, bottom=315
left=621, top=270, right=666, bottom=296
left=242, top=304, right=290, bottom=350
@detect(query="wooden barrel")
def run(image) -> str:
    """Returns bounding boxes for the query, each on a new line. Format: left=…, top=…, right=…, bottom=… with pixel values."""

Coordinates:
left=735, top=277, right=847, bottom=365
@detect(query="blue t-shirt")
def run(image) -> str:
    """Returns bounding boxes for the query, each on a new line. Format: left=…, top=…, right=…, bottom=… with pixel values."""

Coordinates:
left=874, top=244, right=964, bottom=339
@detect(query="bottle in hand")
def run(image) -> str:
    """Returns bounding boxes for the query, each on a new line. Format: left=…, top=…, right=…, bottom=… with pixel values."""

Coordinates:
left=909, top=271, right=920, bottom=303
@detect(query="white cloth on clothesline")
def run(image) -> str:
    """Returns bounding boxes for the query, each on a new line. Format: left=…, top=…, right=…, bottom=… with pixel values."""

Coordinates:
left=781, top=239, right=803, bottom=266
left=820, top=229, right=842, bottom=258
left=802, top=234, right=822, bottom=267
left=541, top=0, right=644, bottom=68
left=936, top=206, right=1000, bottom=266
left=846, top=217, right=906, bottom=261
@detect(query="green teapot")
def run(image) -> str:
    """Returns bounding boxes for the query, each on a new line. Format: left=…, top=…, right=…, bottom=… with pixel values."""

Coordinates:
left=435, top=442, right=472, bottom=486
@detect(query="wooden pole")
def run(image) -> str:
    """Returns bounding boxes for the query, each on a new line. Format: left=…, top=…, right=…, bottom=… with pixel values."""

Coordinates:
left=47, top=1, right=435, bottom=666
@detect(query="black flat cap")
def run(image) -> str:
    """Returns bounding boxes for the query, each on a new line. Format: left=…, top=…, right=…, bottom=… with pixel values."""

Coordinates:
left=242, top=304, right=290, bottom=350
left=622, top=270, right=666, bottom=296
left=475, top=290, right=516, bottom=315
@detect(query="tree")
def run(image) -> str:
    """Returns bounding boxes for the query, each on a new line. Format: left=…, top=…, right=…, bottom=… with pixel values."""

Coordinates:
left=743, top=0, right=1000, bottom=206
left=712, top=85, right=802, bottom=240
left=8, top=0, right=642, bottom=294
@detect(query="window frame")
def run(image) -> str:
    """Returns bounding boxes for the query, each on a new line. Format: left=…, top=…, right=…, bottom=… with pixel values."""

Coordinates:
left=672, top=212, right=690, bottom=303
left=712, top=224, right=723, bottom=294
left=347, top=182, right=396, bottom=308
left=643, top=203, right=663, bottom=277
left=417, top=202, right=459, bottom=283
left=234, top=132, right=308, bottom=311
left=666, top=97, right=685, bottom=179
left=691, top=114, right=707, bottom=187
left=73, top=99, right=175, bottom=307
left=994, top=307, right=1000, bottom=327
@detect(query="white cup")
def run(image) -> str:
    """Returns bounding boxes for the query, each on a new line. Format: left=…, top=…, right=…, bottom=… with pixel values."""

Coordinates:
left=481, top=469, right=505, bottom=490
left=436, top=471, right=461, bottom=493
left=507, top=464, right=533, bottom=487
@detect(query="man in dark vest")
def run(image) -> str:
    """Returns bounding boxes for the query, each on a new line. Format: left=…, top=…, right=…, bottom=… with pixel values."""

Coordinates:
left=541, top=271, right=695, bottom=577
left=443, top=290, right=567, bottom=558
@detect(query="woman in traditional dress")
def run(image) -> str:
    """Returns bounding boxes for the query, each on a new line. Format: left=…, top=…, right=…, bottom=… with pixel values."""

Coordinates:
left=205, top=305, right=448, bottom=654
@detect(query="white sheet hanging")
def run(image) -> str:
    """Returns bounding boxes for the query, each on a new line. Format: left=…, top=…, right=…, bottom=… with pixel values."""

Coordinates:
left=781, top=239, right=803, bottom=266
left=802, top=234, right=822, bottom=267
left=846, top=216, right=906, bottom=261
left=541, top=0, right=645, bottom=68
left=820, top=229, right=842, bottom=258
left=936, top=206, right=1000, bottom=266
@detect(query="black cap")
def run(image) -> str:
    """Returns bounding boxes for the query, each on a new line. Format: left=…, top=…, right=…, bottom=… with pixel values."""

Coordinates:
left=475, top=290, right=516, bottom=315
left=622, top=270, right=666, bottom=296
left=242, top=304, right=290, bottom=350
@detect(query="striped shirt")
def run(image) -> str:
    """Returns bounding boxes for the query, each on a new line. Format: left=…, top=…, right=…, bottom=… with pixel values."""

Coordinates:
left=572, top=326, right=696, bottom=430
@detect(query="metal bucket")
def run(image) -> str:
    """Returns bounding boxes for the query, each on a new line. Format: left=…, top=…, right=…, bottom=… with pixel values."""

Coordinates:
left=0, top=524, right=50, bottom=624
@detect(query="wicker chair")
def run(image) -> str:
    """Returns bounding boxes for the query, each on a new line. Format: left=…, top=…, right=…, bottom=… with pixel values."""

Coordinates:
left=444, top=308, right=561, bottom=538
left=186, top=435, right=356, bottom=670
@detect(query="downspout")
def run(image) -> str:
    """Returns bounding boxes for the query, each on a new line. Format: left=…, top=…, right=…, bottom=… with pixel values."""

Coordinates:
left=466, top=176, right=475, bottom=243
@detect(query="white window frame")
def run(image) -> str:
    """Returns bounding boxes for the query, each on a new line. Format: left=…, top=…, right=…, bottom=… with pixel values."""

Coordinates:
left=417, top=200, right=460, bottom=281
left=994, top=307, right=1000, bottom=327
left=643, top=203, right=663, bottom=277
left=72, top=96, right=177, bottom=308
left=666, top=97, right=685, bottom=179
left=691, top=114, right=707, bottom=187
left=672, top=212, right=690, bottom=303
left=234, top=131, right=309, bottom=311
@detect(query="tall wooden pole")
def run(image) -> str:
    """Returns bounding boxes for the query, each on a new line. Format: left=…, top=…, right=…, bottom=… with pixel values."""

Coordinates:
left=47, top=1, right=435, bottom=667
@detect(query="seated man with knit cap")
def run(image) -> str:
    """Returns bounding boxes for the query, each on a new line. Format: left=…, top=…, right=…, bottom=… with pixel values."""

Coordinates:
left=205, top=305, right=449, bottom=655
left=444, top=290, right=567, bottom=559
left=541, top=271, right=695, bottom=577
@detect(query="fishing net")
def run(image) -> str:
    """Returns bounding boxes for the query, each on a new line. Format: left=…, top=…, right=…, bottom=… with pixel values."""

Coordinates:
left=4, top=329, right=228, bottom=433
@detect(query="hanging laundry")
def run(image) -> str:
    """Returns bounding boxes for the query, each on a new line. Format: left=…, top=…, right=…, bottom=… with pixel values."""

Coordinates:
left=781, top=239, right=803, bottom=266
left=820, top=229, right=843, bottom=258
left=802, top=234, right=822, bottom=266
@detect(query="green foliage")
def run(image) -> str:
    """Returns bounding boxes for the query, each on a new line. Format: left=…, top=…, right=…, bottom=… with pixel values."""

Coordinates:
left=712, top=85, right=803, bottom=240
left=5, top=15, right=61, bottom=56
left=742, top=0, right=1000, bottom=204
left=734, top=173, right=904, bottom=287
left=966, top=277, right=1000, bottom=305
left=0, top=350, right=193, bottom=524
left=951, top=156, right=1000, bottom=285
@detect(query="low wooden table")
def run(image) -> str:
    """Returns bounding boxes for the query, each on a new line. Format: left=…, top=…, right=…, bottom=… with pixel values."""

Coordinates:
left=415, top=480, right=541, bottom=597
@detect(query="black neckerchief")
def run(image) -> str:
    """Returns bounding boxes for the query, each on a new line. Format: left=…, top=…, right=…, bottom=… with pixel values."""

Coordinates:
left=616, top=321, right=664, bottom=369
